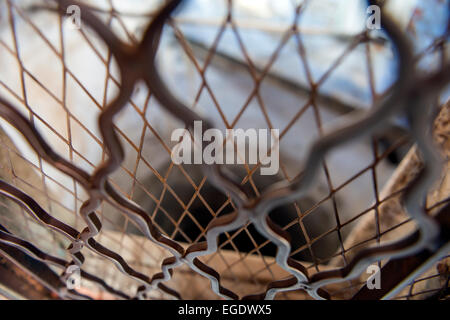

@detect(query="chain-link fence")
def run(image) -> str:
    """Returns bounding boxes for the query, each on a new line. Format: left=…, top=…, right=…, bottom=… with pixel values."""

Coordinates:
left=0, top=0, right=448, bottom=300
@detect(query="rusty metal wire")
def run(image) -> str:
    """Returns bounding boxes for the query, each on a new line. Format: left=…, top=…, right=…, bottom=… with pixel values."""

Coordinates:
left=0, top=0, right=449, bottom=300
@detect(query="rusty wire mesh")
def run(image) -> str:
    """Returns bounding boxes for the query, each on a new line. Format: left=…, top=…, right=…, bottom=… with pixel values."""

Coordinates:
left=0, top=0, right=449, bottom=300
